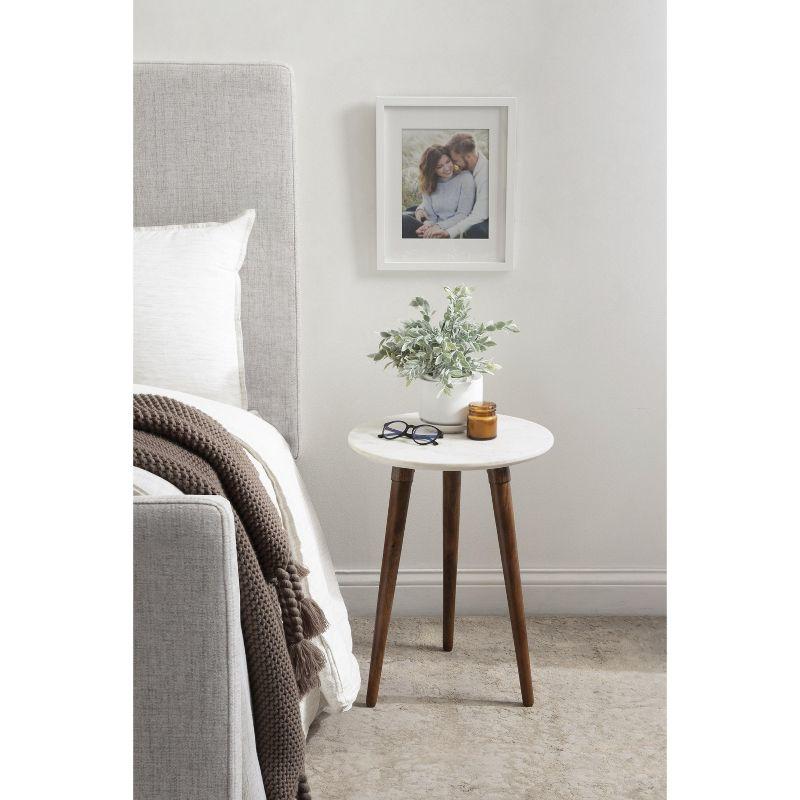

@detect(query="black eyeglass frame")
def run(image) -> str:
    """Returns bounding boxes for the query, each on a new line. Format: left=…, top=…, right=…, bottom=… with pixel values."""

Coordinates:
left=378, top=420, right=444, bottom=446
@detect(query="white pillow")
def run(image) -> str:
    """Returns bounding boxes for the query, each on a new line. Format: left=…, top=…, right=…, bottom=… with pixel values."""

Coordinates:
left=134, top=210, right=255, bottom=408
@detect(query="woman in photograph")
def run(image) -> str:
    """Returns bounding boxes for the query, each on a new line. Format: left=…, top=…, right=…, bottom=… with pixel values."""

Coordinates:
left=402, top=145, right=476, bottom=238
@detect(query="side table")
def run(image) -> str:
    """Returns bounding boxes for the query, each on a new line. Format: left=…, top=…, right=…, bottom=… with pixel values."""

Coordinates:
left=348, top=412, right=554, bottom=707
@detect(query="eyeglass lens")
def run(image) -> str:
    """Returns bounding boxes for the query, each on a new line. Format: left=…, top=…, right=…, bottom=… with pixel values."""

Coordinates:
left=382, top=421, right=407, bottom=439
left=411, top=424, right=440, bottom=443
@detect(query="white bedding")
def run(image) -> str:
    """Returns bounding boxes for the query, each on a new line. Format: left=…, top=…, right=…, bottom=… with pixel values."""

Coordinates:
left=133, top=384, right=361, bottom=730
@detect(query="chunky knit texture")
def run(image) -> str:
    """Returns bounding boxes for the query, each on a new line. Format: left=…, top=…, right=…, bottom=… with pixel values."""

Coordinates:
left=133, top=394, right=329, bottom=800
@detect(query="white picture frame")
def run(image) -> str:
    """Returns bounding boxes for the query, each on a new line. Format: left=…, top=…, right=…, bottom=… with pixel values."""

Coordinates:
left=376, top=96, right=517, bottom=272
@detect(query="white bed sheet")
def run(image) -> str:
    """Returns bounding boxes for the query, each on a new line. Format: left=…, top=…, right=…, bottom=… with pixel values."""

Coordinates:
left=133, top=384, right=361, bottom=722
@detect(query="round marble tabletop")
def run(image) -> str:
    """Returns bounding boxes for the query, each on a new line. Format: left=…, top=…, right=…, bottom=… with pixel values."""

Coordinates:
left=348, top=413, right=554, bottom=471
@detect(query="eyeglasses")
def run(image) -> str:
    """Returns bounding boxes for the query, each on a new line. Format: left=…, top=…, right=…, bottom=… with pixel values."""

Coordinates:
left=378, top=420, right=444, bottom=446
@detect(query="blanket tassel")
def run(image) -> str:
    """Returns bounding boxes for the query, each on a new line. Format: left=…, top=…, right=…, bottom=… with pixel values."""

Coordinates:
left=297, top=774, right=311, bottom=800
left=287, top=562, right=329, bottom=638
left=276, top=566, right=328, bottom=696
left=293, top=562, right=310, bottom=579
left=290, top=638, right=326, bottom=696
left=299, top=595, right=329, bottom=638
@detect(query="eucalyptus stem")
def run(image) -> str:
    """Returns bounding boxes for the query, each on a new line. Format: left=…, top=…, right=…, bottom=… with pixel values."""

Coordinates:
left=367, top=285, right=519, bottom=395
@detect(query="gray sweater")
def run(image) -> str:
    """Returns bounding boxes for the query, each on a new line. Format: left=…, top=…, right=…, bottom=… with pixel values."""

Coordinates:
left=421, top=170, right=476, bottom=230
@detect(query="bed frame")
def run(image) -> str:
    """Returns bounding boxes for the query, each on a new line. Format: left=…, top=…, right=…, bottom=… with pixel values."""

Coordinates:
left=133, top=63, right=301, bottom=800
left=134, top=63, right=300, bottom=456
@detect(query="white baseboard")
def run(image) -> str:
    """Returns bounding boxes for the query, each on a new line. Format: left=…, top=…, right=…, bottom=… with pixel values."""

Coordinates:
left=337, top=568, right=666, bottom=615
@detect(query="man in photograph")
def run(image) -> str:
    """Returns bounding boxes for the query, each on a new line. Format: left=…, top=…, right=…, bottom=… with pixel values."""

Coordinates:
left=419, top=133, right=489, bottom=239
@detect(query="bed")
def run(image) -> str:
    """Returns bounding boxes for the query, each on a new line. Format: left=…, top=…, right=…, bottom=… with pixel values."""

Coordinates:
left=133, top=64, right=359, bottom=800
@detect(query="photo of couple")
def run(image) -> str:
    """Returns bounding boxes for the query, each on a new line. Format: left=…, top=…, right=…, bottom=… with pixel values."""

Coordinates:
left=401, top=129, right=489, bottom=239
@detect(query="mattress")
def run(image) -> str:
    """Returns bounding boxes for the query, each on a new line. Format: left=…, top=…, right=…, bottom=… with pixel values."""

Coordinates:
left=133, top=384, right=361, bottom=730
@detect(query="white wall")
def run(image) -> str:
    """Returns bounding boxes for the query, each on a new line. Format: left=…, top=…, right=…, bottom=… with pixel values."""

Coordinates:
left=134, top=0, right=666, bottom=614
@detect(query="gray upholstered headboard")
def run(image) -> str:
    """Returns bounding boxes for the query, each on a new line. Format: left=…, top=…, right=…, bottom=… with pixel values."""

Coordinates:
left=134, top=63, right=299, bottom=456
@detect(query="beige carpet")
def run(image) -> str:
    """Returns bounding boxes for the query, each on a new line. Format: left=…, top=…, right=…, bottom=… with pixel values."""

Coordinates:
left=306, top=616, right=665, bottom=799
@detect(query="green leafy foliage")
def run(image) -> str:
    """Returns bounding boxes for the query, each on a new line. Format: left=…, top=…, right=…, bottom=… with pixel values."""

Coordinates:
left=367, top=285, right=519, bottom=394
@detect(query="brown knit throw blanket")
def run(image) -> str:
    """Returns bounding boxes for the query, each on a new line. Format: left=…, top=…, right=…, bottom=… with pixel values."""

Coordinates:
left=133, top=394, right=329, bottom=800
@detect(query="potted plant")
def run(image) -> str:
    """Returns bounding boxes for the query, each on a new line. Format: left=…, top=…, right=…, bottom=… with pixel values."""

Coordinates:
left=368, top=285, right=519, bottom=427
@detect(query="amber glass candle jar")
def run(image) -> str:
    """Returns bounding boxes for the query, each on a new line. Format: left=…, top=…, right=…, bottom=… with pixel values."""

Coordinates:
left=467, top=401, right=497, bottom=440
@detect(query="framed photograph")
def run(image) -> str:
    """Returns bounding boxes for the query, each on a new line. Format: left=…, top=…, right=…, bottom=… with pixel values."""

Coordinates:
left=376, top=97, right=517, bottom=271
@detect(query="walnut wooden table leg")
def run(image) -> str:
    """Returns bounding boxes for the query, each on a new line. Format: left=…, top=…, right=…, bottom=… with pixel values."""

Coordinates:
left=366, top=466, right=414, bottom=707
left=488, top=466, right=534, bottom=707
left=442, top=471, right=461, bottom=652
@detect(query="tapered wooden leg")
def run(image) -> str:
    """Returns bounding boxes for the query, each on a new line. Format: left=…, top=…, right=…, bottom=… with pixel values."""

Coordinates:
left=366, top=466, right=414, bottom=707
left=442, top=471, right=461, bottom=652
left=488, top=467, right=534, bottom=707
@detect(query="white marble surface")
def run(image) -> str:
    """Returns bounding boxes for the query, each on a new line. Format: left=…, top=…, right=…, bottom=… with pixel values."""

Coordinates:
left=348, top=413, right=554, bottom=471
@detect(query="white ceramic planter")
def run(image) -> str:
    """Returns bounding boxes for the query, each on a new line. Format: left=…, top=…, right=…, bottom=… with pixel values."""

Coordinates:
left=419, top=374, right=483, bottom=428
